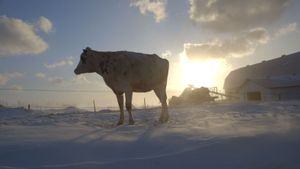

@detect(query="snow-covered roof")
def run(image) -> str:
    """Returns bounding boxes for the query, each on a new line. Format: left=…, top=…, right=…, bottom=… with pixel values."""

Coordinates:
left=224, top=51, right=300, bottom=90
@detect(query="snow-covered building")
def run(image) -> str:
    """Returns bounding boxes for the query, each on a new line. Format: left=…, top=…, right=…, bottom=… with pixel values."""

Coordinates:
left=224, top=51, right=300, bottom=101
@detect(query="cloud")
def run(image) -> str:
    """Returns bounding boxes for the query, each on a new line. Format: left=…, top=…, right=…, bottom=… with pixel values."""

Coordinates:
left=35, top=71, right=91, bottom=87
left=161, top=50, right=172, bottom=59
left=130, top=0, right=167, bottom=22
left=36, top=16, right=53, bottom=33
left=184, top=28, right=269, bottom=59
left=34, top=72, right=64, bottom=84
left=44, top=56, right=74, bottom=69
left=48, top=77, right=64, bottom=84
left=0, top=72, right=23, bottom=85
left=35, top=72, right=87, bottom=86
left=35, top=72, right=46, bottom=79
left=246, top=28, right=269, bottom=44
left=11, top=85, right=23, bottom=91
left=275, top=22, right=298, bottom=37
left=0, top=16, right=50, bottom=57
left=72, top=75, right=91, bottom=84
left=189, top=0, right=292, bottom=32
left=0, top=75, right=9, bottom=85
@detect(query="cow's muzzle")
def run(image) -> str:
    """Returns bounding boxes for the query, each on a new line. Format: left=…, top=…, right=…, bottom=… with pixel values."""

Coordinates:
left=74, top=68, right=79, bottom=75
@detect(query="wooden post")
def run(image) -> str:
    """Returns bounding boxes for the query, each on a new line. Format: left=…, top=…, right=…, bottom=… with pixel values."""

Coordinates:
left=93, top=100, right=96, bottom=112
left=144, top=98, right=147, bottom=109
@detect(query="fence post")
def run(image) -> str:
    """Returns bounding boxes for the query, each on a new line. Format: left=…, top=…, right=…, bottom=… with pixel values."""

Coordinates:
left=93, top=100, right=96, bottom=112
left=144, top=98, right=147, bottom=109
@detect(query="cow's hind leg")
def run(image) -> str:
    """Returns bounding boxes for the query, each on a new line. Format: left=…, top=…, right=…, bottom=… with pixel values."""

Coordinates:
left=154, top=86, right=169, bottom=123
left=116, top=94, right=124, bottom=125
left=125, top=91, right=135, bottom=125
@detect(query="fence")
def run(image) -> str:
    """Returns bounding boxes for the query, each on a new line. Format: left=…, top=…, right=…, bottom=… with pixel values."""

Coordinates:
left=0, top=87, right=181, bottom=111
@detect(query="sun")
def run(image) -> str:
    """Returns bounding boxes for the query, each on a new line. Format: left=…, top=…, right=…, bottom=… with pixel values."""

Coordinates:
left=178, top=52, right=229, bottom=90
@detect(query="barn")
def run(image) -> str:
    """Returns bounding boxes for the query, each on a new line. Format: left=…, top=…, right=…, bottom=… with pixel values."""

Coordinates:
left=224, top=51, right=300, bottom=101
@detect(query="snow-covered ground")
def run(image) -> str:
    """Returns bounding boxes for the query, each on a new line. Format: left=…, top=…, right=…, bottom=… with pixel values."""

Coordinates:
left=1, top=101, right=300, bottom=169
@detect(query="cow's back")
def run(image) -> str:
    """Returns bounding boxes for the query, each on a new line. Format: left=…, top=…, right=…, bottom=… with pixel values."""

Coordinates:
left=104, top=51, right=169, bottom=92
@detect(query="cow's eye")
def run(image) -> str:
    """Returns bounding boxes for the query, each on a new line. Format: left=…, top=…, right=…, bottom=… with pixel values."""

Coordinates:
left=81, top=56, right=86, bottom=64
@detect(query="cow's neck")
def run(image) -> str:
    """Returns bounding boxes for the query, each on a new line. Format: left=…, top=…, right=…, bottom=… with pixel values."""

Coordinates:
left=93, top=51, right=109, bottom=77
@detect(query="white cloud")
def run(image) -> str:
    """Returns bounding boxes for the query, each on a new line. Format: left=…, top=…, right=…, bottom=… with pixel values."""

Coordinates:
left=48, top=77, right=64, bottom=84
left=35, top=72, right=46, bottom=79
left=275, top=23, right=298, bottom=37
left=161, top=50, right=172, bottom=59
left=189, top=0, right=292, bottom=32
left=72, top=75, right=91, bottom=84
left=131, top=0, right=167, bottom=22
left=11, top=85, right=23, bottom=91
left=184, top=28, right=269, bottom=59
left=0, top=16, right=49, bottom=57
left=34, top=73, right=64, bottom=84
left=36, top=16, right=53, bottom=33
left=44, top=56, right=74, bottom=69
left=35, top=72, right=87, bottom=86
left=0, top=72, right=23, bottom=85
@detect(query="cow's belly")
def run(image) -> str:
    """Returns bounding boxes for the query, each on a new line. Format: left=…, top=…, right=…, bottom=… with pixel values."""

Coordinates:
left=132, top=88, right=153, bottom=92
left=104, top=78, right=157, bottom=93
left=104, top=68, right=165, bottom=93
left=131, top=82, right=156, bottom=92
left=132, top=84, right=155, bottom=92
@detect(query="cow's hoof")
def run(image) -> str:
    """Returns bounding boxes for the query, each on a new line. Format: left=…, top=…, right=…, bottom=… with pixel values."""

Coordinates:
left=128, top=120, right=135, bottom=125
left=117, top=120, right=124, bottom=125
left=159, top=117, right=169, bottom=123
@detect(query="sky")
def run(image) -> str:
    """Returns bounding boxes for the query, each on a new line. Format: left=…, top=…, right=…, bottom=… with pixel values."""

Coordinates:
left=0, top=0, right=300, bottom=109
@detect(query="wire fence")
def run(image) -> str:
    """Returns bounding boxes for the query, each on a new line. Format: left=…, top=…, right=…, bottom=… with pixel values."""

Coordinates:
left=0, top=87, right=182, bottom=111
left=0, top=87, right=227, bottom=111
left=0, top=87, right=181, bottom=93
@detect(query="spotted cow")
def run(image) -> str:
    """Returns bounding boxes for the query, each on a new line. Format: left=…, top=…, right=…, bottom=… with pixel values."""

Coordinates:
left=74, top=47, right=169, bottom=125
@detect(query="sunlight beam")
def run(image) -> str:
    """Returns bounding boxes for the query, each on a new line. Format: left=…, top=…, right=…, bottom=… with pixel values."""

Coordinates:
left=178, top=52, right=231, bottom=90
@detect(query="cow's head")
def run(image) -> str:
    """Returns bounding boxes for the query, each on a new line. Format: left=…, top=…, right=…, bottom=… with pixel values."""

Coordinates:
left=74, top=47, right=95, bottom=75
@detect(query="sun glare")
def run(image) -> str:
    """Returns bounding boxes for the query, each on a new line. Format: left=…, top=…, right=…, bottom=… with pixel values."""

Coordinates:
left=179, top=52, right=230, bottom=90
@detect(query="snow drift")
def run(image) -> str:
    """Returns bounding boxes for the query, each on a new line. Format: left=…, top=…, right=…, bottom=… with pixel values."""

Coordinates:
left=0, top=101, right=300, bottom=169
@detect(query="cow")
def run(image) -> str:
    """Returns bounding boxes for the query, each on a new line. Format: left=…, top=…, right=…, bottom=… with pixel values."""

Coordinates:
left=74, top=47, right=169, bottom=125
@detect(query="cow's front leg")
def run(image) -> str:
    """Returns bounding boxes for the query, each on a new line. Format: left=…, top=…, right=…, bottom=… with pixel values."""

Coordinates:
left=116, top=94, right=124, bottom=125
left=125, top=91, right=134, bottom=125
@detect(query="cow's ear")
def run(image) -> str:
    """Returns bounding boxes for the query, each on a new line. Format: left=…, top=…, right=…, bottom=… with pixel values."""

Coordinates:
left=83, top=49, right=87, bottom=54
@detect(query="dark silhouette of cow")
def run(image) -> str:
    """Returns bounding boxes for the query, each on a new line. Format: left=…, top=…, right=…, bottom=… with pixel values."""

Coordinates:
left=74, top=47, right=169, bottom=125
